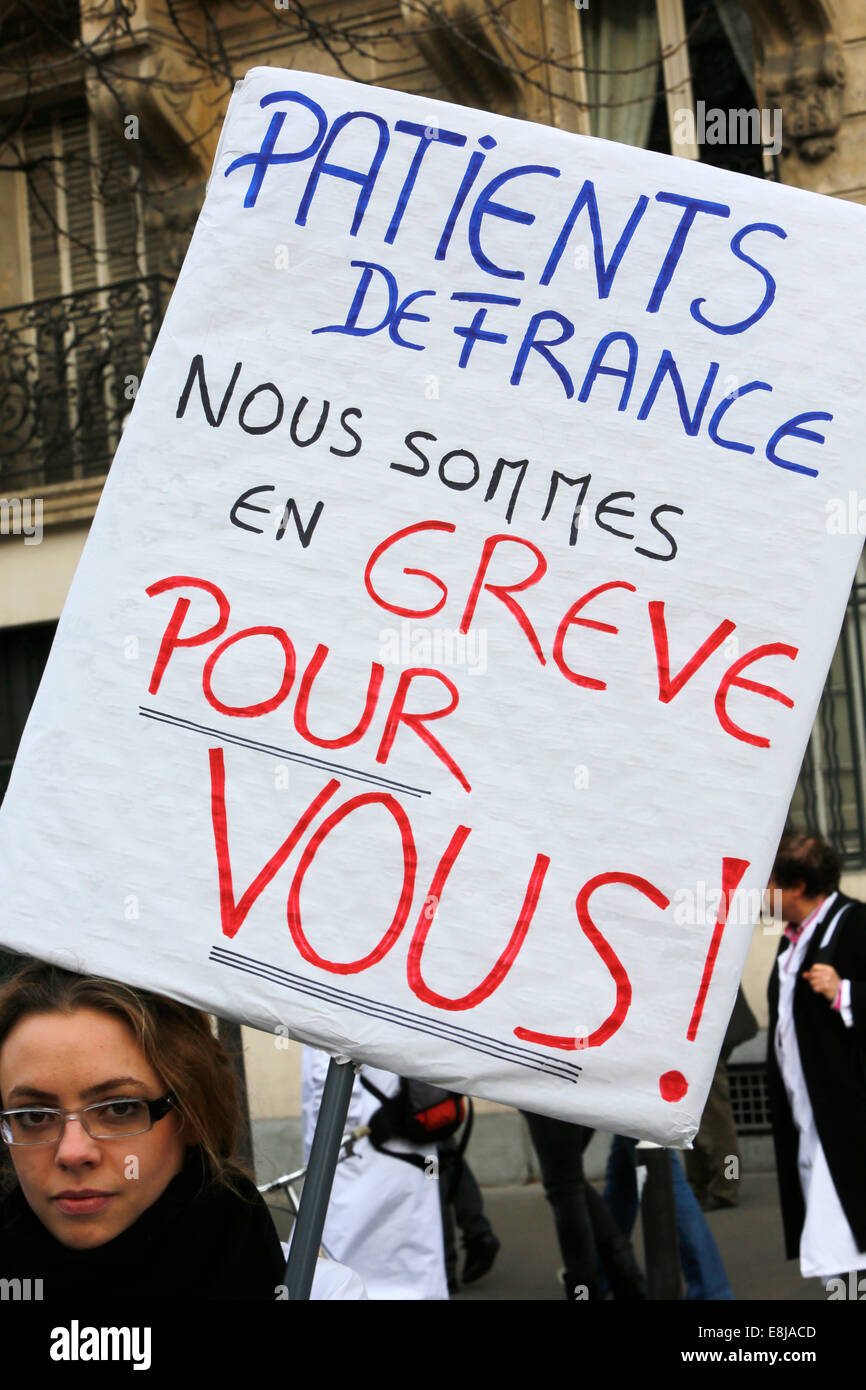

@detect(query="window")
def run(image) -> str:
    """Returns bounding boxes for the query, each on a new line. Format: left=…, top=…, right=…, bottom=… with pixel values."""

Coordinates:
left=23, top=101, right=144, bottom=302
left=787, top=556, right=866, bottom=868
left=0, top=621, right=56, bottom=805
left=583, top=0, right=767, bottom=178
left=0, top=621, right=56, bottom=984
left=0, top=99, right=159, bottom=489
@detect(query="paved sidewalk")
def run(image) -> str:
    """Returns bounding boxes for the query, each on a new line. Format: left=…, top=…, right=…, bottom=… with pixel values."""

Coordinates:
left=452, top=1171, right=826, bottom=1301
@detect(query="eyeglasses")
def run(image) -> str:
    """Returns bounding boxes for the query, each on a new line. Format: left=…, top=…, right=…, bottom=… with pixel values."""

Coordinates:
left=0, top=1094, right=177, bottom=1146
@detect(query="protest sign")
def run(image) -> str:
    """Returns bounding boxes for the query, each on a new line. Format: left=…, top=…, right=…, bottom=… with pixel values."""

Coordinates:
left=1, top=69, right=864, bottom=1143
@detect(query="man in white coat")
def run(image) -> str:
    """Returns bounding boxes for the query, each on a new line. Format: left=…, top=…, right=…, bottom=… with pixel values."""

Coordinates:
left=301, top=1047, right=448, bottom=1299
left=767, top=831, right=866, bottom=1283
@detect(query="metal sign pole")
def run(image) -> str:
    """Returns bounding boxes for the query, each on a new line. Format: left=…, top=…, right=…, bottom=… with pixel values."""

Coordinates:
left=284, top=1055, right=356, bottom=1300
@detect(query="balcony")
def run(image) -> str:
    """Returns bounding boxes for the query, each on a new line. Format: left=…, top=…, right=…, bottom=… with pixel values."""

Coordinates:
left=0, top=275, right=172, bottom=496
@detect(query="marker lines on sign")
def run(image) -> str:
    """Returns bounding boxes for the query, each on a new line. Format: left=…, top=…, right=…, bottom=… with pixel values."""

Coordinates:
left=209, top=945, right=582, bottom=1082
left=138, top=705, right=431, bottom=797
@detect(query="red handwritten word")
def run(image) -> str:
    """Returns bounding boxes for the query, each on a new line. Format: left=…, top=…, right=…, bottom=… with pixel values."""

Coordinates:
left=148, top=519, right=797, bottom=779
left=364, top=522, right=798, bottom=748
left=208, top=747, right=747, bottom=1067
left=146, top=574, right=470, bottom=791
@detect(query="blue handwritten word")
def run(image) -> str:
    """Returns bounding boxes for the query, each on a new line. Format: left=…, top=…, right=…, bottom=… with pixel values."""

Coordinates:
left=223, top=91, right=829, bottom=477
left=225, top=90, right=786, bottom=333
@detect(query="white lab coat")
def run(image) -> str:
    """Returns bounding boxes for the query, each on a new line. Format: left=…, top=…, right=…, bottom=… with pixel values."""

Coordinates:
left=279, top=1244, right=369, bottom=1299
left=301, top=1048, right=448, bottom=1300
left=774, top=895, right=864, bottom=1279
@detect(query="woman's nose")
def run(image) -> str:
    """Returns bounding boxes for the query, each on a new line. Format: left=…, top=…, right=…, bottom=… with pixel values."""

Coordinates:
left=53, top=1115, right=102, bottom=1165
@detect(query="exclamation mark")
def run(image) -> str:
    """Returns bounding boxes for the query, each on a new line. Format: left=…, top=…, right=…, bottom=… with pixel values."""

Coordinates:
left=659, top=855, right=750, bottom=1102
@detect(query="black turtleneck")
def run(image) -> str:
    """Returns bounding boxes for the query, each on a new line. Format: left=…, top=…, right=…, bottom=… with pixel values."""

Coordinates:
left=0, top=1146, right=285, bottom=1300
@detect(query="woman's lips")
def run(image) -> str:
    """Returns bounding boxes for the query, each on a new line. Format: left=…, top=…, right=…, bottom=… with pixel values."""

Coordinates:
left=53, top=1192, right=115, bottom=1216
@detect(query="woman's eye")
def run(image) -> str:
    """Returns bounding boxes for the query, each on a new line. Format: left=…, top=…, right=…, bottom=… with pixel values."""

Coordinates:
left=96, top=1100, right=146, bottom=1125
left=19, top=1109, right=52, bottom=1129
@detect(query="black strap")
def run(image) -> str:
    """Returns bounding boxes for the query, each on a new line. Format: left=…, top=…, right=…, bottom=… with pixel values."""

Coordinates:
left=456, top=1098, right=474, bottom=1159
left=359, top=1074, right=390, bottom=1106
left=369, top=1145, right=429, bottom=1173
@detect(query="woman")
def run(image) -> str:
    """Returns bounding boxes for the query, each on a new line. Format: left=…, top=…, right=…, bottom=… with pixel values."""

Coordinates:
left=0, top=960, right=285, bottom=1299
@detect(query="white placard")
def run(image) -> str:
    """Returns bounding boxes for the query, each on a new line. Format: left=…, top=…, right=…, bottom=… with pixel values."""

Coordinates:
left=2, top=69, right=865, bottom=1143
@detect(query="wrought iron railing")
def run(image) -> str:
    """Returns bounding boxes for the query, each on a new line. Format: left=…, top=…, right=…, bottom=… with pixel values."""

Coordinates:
left=0, top=275, right=173, bottom=490
left=789, top=563, right=866, bottom=867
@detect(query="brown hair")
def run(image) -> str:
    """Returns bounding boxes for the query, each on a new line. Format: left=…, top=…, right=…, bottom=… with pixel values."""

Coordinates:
left=0, top=960, right=251, bottom=1196
left=772, top=831, right=842, bottom=899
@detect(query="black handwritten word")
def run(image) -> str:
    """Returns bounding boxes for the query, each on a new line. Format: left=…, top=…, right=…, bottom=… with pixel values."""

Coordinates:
left=230, top=489, right=325, bottom=546
left=391, top=430, right=682, bottom=561
left=176, top=355, right=683, bottom=554
left=175, top=354, right=363, bottom=454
